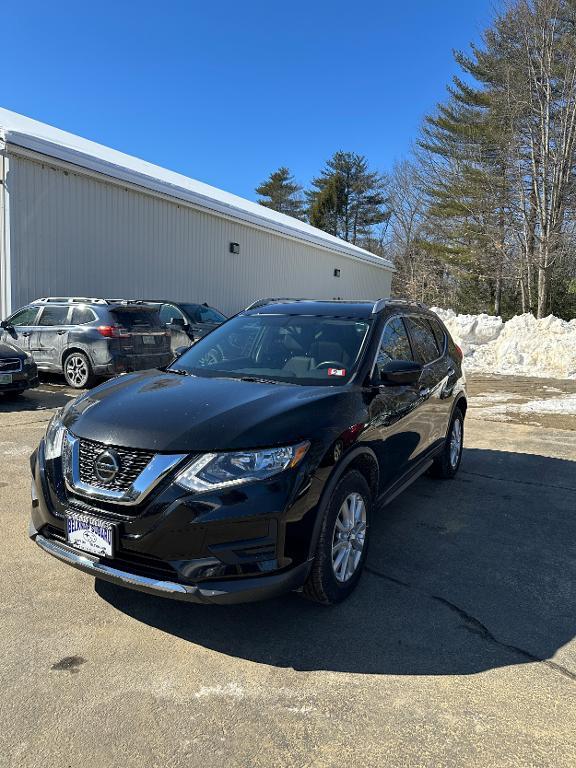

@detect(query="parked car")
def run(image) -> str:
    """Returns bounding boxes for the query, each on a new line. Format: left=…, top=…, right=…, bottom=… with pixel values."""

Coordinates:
left=145, top=300, right=227, bottom=352
left=1, top=298, right=173, bottom=389
left=0, top=341, right=39, bottom=398
left=29, top=298, right=467, bottom=605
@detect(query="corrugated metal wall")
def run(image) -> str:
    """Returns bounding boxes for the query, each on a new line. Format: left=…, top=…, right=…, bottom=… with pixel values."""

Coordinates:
left=6, top=153, right=392, bottom=315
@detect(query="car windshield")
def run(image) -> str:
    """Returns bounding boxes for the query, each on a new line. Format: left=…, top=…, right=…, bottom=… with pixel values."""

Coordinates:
left=170, top=313, right=371, bottom=385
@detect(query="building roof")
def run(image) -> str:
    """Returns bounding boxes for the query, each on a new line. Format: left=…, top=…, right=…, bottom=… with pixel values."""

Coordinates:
left=0, top=108, right=392, bottom=272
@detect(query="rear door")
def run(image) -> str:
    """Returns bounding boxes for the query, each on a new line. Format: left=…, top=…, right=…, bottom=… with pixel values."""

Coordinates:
left=404, top=315, right=452, bottom=452
left=366, top=314, right=425, bottom=488
left=2, top=307, right=40, bottom=352
left=32, top=305, right=71, bottom=367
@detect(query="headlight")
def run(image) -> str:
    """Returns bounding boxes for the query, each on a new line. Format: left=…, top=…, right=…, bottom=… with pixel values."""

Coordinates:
left=175, top=441, right=310, bottom=492
left=44, top=413, right=66, bottom=460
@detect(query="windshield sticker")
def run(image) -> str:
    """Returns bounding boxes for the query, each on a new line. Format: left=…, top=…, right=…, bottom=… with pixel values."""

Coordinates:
left=327, top=368, right=346, bottom=377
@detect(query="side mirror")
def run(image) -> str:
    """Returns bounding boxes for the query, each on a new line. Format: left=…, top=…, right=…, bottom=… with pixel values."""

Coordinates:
left=378, top=360, right=423, bottom=386
left=1, top=320, right=14, bottom=331
left=174, top=345, right=190, bottom=358
left=168, top=317, right=186, bottom=329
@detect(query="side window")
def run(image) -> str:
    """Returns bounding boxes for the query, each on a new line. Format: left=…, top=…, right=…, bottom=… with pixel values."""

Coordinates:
left=37, top=306, right=70, bottom=327
left=160, top=304, right=185, bottom=324
left=8, top=307, right=39, bottom=326
left=375, top=316, right=413, bottom=374
left=428, top=318, right=446, bottom=354
left=199, top=306, right=226, bottom=323
left=405, top=316, right=440, bottom=364
left=71, top=306, right=96, bottom=325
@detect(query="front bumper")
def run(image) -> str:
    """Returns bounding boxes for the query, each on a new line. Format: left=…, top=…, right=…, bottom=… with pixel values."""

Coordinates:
left=30, top=522, right=312, bottom=604
left=0, top=370, right=39, bottom=392
left=30, top=437, right=323, bottom=604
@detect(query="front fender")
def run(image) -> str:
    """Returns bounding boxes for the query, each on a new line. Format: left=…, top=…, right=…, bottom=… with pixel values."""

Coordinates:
left=307, top=444, right=379, bottom=559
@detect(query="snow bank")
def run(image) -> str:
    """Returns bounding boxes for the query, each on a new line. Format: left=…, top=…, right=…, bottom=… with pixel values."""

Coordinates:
left=431, top=307, right=576, bottom=379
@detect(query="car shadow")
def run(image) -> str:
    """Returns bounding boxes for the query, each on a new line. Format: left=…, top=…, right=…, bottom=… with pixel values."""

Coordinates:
left=0, top=375, right=81, bottom=413
left=96, top=447, right=576, bottom=676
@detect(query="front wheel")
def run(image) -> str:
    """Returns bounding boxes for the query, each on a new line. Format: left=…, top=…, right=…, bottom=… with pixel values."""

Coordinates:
left=63, top=352, right=94, bottom=389
left=430, top=408, right=464, bottom=479
left=303, top=470, right=372, bottom=605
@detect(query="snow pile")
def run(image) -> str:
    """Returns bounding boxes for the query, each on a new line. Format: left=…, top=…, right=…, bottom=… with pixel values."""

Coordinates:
left=515, top=394, right=576, bottom=414
left=431, top=307, right=576, bottom=379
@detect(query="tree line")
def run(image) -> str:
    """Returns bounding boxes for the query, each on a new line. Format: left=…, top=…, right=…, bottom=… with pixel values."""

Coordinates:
left=255, top=154, right=391, bottom=248
left=256, top=0, right=576, bottom=320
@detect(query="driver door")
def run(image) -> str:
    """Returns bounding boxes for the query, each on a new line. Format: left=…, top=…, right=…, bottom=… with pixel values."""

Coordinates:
left=365, top=315, right=425, bottom=489
left=1, top=306, right=40, bottom=353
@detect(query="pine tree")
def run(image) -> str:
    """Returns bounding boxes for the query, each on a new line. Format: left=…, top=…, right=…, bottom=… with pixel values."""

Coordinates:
left=306, top=152, right=390, bottom=244
left=417, top=0, right=576, bottom=319
left=255, top=167, right=305, bottom=220
left=308, top=174, right=347, bottom=236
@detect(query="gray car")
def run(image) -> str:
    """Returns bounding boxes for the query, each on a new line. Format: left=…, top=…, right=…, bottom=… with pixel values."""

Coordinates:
left=0, top=298, right=173, bottom=388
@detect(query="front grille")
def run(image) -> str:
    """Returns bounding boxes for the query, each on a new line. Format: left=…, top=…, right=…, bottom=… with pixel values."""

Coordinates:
left=78, top=438, right=154, bottom=492
left=0, top=357, right=22, bottom=373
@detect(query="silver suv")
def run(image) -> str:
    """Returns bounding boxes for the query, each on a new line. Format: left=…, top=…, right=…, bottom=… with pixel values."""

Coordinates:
left=0, top=298, right=173, bottom=388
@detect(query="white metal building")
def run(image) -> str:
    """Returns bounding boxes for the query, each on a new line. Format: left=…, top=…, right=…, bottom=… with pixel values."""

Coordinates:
left=0, top=108, right=393, bottom=318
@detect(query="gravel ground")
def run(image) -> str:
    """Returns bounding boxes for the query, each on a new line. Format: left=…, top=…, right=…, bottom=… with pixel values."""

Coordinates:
left=1, top=374, right=575, bottom=767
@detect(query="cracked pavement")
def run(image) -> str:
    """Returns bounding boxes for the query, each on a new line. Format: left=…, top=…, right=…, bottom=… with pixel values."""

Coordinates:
left=1, top=375, right=576, bottom=767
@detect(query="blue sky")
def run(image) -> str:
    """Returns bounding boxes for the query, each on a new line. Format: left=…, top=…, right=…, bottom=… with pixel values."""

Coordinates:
left=5, top=0, right=493, bottom=199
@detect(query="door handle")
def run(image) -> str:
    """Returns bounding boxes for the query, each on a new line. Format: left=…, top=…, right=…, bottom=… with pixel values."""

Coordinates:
left=22, top=331, right=32, bottom=337
left=57, top=330, right=67, bottom=335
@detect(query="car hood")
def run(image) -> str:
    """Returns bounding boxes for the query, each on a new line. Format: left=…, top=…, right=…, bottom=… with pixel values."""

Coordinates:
left=0, top=341, right=26, bottom=358
left=62, top=370, right=360, bottom=452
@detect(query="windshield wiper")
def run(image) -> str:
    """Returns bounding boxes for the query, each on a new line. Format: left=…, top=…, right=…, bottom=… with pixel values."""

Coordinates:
left=240, top=376, right=284, bottom=385
left=168, top=368, right=193, bottom=376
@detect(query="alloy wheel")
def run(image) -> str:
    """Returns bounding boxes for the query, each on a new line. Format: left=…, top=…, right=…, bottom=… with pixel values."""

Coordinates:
left=450, top=417, right=463, bottom=468
left=65, top=355, right=89, bottom=388
left=331, top=492, right=367, bottom=583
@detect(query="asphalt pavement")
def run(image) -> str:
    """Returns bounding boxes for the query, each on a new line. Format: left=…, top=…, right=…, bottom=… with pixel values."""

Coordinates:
left=1, top=375, right=575, bottom=767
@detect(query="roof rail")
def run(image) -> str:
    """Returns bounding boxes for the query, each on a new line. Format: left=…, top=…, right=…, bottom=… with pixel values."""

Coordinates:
left=106, top=299, right=149, bottom=305
left=32, top=297, right=109, bottom=305
left=244, top=297, right=307, bottom=311
left=372, top=298, right=388, bottom=314
left=372, top=298, right=429, bottom=314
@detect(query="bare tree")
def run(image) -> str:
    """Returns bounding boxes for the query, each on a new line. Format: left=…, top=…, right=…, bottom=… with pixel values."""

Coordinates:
left=387, top=160, right=450, bottom=304
left=507, top=0, right=576, bottom=316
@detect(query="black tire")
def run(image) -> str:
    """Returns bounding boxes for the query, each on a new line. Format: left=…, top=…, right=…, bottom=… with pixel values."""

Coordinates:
left=303, top=470, right=372, bottom=605
left=63, top=351, right=94, bottom=389
left=430, top=408, right=464, bottom=479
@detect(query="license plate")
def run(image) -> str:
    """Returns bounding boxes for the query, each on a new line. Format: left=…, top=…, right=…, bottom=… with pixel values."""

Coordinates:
left=142, top=335, right=156, bottom=345
left=66, top=513, right=114, bottom=557
left=0, top=374, right=12, bottom=385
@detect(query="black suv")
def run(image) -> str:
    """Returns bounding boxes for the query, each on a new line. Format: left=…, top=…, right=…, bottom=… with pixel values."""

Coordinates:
left=1, top=298, right=173, bottom=389
left=147, top=301, right=227, bottom=352
left=29, top=298, right=466, bottom=605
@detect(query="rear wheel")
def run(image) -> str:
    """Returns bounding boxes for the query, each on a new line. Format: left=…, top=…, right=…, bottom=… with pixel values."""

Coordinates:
left=303, top=470, right=372, bottom=605
left=431, top=408, right=464, bottom=479
left=63, top=352, right=94, bottom=389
